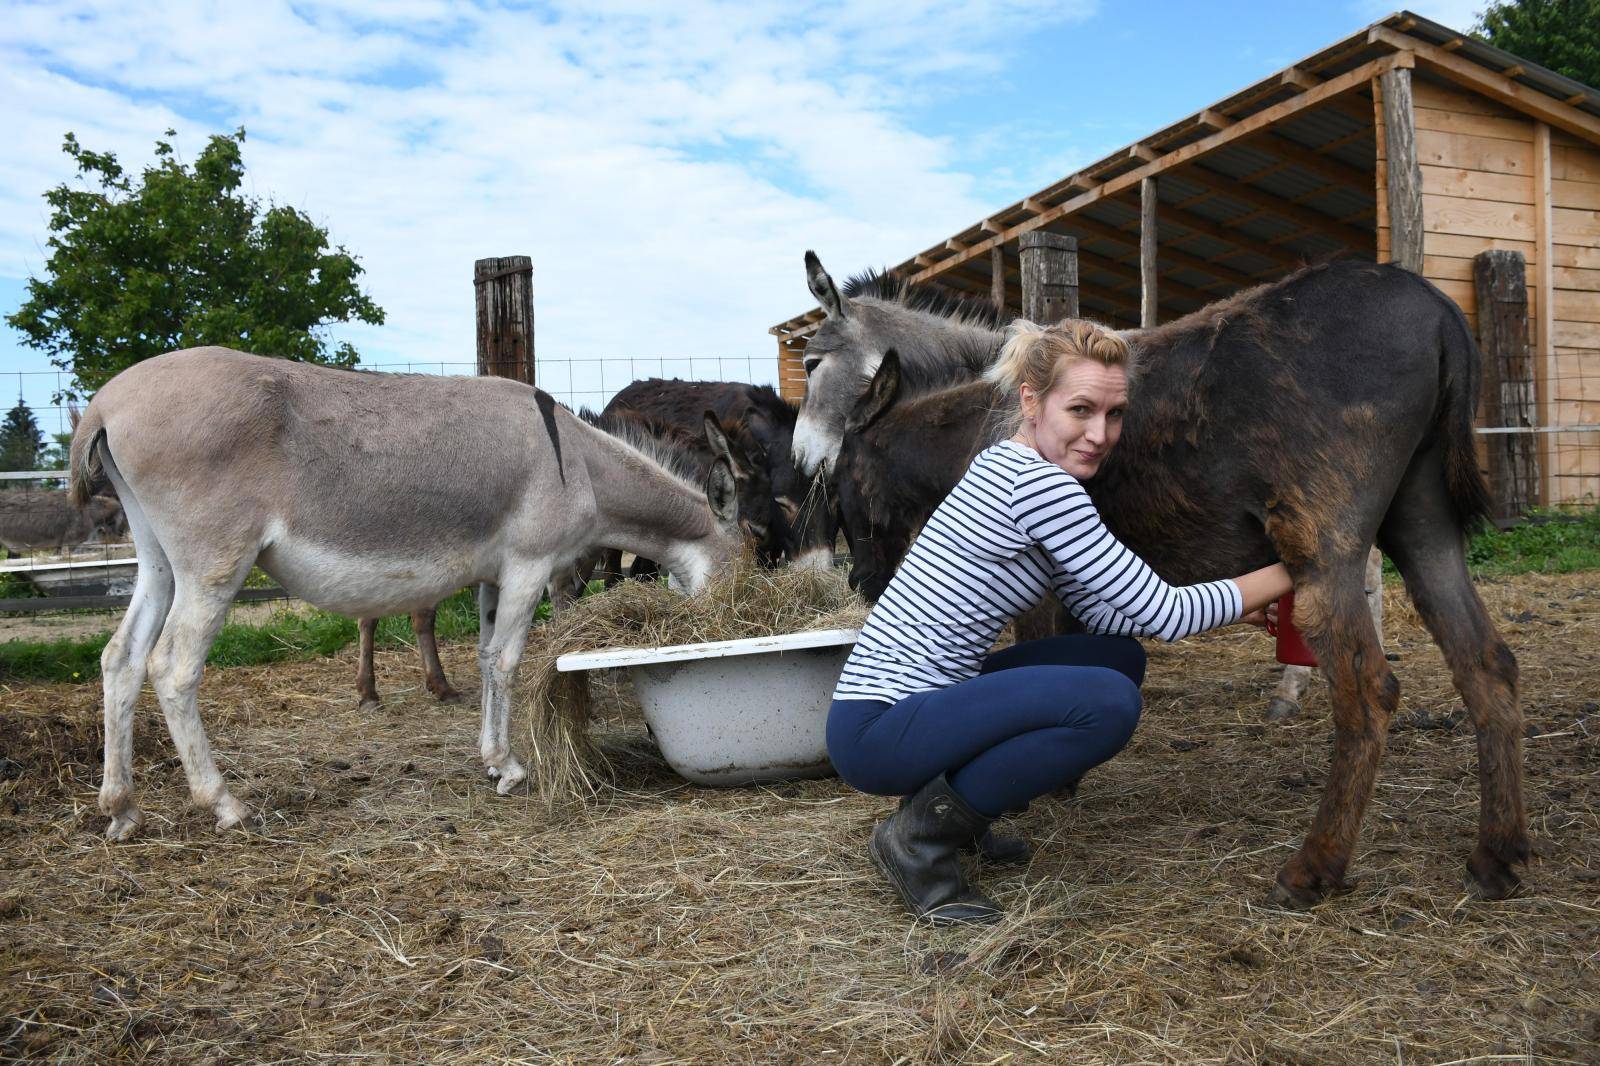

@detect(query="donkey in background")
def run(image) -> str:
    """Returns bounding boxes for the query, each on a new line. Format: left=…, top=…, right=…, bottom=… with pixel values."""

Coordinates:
left=794, top=253, right=1526, bottom=906
left=71, top=347, right=742, bottom=840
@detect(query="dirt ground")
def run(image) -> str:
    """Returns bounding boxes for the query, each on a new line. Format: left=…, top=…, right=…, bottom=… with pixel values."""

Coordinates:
left=0, top=599, right=307, bottom=645
left=1, top=573, right=1596, bottom=1063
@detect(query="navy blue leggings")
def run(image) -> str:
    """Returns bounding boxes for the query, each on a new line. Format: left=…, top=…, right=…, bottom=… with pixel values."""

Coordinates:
left=827, top=635, right=1147, bottom=817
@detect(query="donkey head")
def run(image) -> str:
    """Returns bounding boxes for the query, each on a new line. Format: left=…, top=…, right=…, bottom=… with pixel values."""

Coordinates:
left=834, top=352, right=905, bottom=603
left=791, top=251, right=889, bottom=478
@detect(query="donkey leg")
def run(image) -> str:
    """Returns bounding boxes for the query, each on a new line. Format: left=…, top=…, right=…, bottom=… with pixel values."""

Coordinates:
left=148, top=577, right=251, bottom=832
left=98, top=547, right=174, bottom=841
left=1379, top=468, right=1527, bottom=899
left=1271, top=563, right=1401, bottom=908
left=477, top=582, right=500, bottom=777
left=98, top=452, right=175, bottom=840
left=356, top=617, right=381, bottom=711
left=413, top=606, right=459, bottom=702
left=1265, top=665, right=1311, bottom=721
left=478, top=575, right=548, bottom=795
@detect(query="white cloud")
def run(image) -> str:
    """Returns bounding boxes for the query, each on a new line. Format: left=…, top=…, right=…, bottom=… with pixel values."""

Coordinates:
left=0, top=0, right=1098, bottom=401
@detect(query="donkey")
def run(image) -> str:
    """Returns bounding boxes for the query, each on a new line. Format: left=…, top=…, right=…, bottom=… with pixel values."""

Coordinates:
left=70, top=347, right=742, bottom=841
left=795, top=254, right=1526, bottom=906
left=605, top=378, right=837, bottom=569
left=834, top=356, right=1354, bottom=720
left=571, top=404, right=771, bottom=588
left=0, top=489, right=126, bottom=555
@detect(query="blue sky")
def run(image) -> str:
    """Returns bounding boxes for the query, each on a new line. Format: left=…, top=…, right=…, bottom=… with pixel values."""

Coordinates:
left=0, top=0, right=1486, bottom=434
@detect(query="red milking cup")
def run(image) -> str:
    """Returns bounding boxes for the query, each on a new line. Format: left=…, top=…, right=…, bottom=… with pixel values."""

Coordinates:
left=1265, top=592, right=1317, bottom=667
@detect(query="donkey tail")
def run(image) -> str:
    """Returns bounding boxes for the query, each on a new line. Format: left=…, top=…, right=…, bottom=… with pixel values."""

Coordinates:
left=67, top=400, right=107, bottom=507
left=1431, top=276, right=1494, bottom=531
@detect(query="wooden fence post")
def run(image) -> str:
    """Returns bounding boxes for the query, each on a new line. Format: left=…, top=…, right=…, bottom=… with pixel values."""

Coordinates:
left=1018, top=232, right=1078, bottom=324
left=474, top=256, right=535, bottom=384
left=991, top=245, right=1007, bottom=316
left=1473, top=250, right=1540, bottom=519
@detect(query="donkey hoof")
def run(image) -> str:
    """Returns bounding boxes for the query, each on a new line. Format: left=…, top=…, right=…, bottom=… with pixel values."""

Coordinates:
left=105, top=809, right=145, bottom=842
left=358, top=697, right=382, bottom=713
left=1264, top=697, right=1300, bottom=722
left=1270, top=855, right=1349, bottom=909
left=494, top=766, right=528, bottom=796
left=1466, top=846, right=1524, bottom=901
left=214, top=795, right=251, bottom=833
left=433, top=686, right=463, bottom=704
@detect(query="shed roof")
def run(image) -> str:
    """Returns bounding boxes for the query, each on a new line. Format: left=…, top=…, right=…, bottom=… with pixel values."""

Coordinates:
left=769, top=10, right=1600, bottom=340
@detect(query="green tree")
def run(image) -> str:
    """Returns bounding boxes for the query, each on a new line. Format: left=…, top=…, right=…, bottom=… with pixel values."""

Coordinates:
left=6, top=128, right=385, bottom=398
left=0, top=398, right=44, bottom=473
left=1475, top=0, right=1600, bottom=89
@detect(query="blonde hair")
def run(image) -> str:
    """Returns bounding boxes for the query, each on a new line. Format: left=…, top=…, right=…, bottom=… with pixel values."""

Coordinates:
left=984, top=318, right=1132, bottom=400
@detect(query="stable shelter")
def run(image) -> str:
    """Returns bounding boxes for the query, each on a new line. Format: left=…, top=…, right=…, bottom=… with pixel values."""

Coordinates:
left=769, top=11, right=1600, bottom=512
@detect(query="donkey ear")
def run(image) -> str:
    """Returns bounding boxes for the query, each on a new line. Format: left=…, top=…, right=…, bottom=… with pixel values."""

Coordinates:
left=706, top=459, right=738, bottom=524
left=846, top=350, right=901, bottom=434
left=703, top=411, right=734, bottom=464
left=805, top=250, right=848, bottom=320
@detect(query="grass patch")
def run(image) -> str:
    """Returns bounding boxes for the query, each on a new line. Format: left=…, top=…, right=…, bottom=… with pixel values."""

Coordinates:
left=0, top=584, right=600, bottom=686
left=1466, top=507, right=1600, bottom=576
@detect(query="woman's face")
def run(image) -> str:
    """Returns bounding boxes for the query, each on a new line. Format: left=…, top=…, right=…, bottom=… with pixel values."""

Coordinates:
left=1019, top=360, right=1129, bottom=479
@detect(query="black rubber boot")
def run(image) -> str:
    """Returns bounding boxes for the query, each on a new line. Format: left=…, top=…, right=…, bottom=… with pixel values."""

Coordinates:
left=971, top=826, right=1031, bottom=865
left=870, top=775, right=1002, bottom=924
left=901, top=794, right=1031, bottom=865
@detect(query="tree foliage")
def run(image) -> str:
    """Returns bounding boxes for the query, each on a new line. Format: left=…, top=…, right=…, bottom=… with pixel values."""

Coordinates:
left=1475, top=0, right=1600, bottom=90
left=0, top=399, right=44, bottom=473
left=5, top=129, right=385, bottom=398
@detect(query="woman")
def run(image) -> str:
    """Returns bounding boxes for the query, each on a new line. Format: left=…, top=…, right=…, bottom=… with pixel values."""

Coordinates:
left=826, top=319, right=1293, bottom=924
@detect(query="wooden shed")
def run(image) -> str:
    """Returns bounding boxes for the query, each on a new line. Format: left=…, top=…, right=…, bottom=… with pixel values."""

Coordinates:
left=769, top=11, right=1600, bottom=512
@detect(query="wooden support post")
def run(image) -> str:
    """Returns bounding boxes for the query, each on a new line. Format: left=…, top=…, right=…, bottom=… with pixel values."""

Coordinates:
left=1378, top=68, right=1423, bottom=273
left=1018, top=232, right=1079, bottom=324
left=474, top=256, right=535, bottom=384
left=1532, top=121, right=1556, bottom=507
left=1473, top=250, right=1539, bottom=520
left=990, top=245, right=1007, bottom=316
left=1140, top=177, right=1159, bottom=327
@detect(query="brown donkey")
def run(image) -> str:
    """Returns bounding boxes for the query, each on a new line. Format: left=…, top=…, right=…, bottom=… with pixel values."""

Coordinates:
left=71, top=347, right=742, bottom=840
left=794, top=256, right=1526, bottom=906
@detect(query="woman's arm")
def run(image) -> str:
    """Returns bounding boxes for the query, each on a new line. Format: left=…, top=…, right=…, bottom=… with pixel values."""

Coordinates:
left=1234, top=563, right=1295, bottom=616
left=1012, top=463, right=1241, bottom=641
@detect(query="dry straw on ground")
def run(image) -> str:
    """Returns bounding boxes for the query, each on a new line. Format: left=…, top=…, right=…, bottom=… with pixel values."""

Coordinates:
left=519, top=556, right=868, bottom=804
left=1, top=572, right=1596, bottom=1062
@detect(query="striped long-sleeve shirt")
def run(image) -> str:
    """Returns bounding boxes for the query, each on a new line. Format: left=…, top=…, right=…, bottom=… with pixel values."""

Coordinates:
left=833, top=440, right=1243, bottom=704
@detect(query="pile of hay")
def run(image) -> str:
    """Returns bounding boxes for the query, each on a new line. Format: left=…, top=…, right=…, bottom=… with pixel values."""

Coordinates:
left=518, top=556, right=868, bottom=804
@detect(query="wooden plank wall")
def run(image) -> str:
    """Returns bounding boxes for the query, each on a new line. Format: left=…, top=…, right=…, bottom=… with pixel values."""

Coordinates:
left=1379, top=75, right=1600, bottom=505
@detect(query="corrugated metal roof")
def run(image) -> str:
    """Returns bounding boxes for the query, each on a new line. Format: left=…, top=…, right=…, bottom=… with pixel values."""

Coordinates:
left=770, top=10, right=1598, bottom=338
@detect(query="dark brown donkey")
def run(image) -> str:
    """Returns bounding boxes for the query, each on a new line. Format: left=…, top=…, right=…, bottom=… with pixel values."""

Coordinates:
left=605, top=378, right=837, bottom=570
left=795, top=256, right=1527, bottom=906
left=354, top=608, right=459, bottom=711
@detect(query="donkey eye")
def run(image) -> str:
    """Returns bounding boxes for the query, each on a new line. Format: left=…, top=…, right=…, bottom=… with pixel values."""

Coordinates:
left=803, top=355, right=821, bottom=374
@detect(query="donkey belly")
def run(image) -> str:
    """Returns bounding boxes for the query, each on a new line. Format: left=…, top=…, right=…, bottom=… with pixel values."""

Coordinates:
left=257, top=534, right=488, bottom=618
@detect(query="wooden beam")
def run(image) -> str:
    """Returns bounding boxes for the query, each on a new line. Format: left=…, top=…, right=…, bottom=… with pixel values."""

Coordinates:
left=1064, top=213, right=1257, bottom=288
left=1379, top=66, right=1424, bottom=273
left=1176, top=163, right=1373, bottom=250
left=1252, top=130, right=1374, bottom=192
left=980, top=218, right=1003, bottom=234
left=1198, top=108, right=1234, bottom=129
left=1533, top=121, right=1555, bottom=505
left=991, top=245, right=1006, bottom=312
left=1140, top=177, right=1159, bottom=327
left=1157, top=200, right=1304, bottom=267
left=1279, top=67, right=1375, bottom=124
left=906, top=52, right=1408, bottom=287
left=1368, top=25, right=1600, bottom=144
left=945, top=238, right=969, bottom=252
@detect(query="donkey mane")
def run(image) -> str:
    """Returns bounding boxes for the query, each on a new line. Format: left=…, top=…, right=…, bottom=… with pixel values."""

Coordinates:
left=577, top=406, right=708, bottom=495
left=842, top=267, right=1003, bottom=330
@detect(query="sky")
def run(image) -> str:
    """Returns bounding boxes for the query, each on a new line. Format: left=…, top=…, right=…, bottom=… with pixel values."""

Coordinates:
left=0, top=0, right=1489, bottom=435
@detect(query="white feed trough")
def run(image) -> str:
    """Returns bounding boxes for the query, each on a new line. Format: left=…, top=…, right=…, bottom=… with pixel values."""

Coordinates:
left=0, top=552, right=141, bottom=597
left=557, top=628, right=859, bottom=786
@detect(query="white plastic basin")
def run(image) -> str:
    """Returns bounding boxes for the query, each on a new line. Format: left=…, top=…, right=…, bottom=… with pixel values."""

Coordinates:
left=556, top=628, right=859, bottom=786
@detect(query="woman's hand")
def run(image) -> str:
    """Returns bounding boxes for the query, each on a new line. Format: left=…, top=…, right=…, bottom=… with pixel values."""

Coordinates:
left=1239, top=601, right=1278, bottom=628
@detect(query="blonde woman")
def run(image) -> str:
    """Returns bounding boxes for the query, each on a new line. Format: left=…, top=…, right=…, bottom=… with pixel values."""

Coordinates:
left=826, top=319, right=1293, bottom=924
